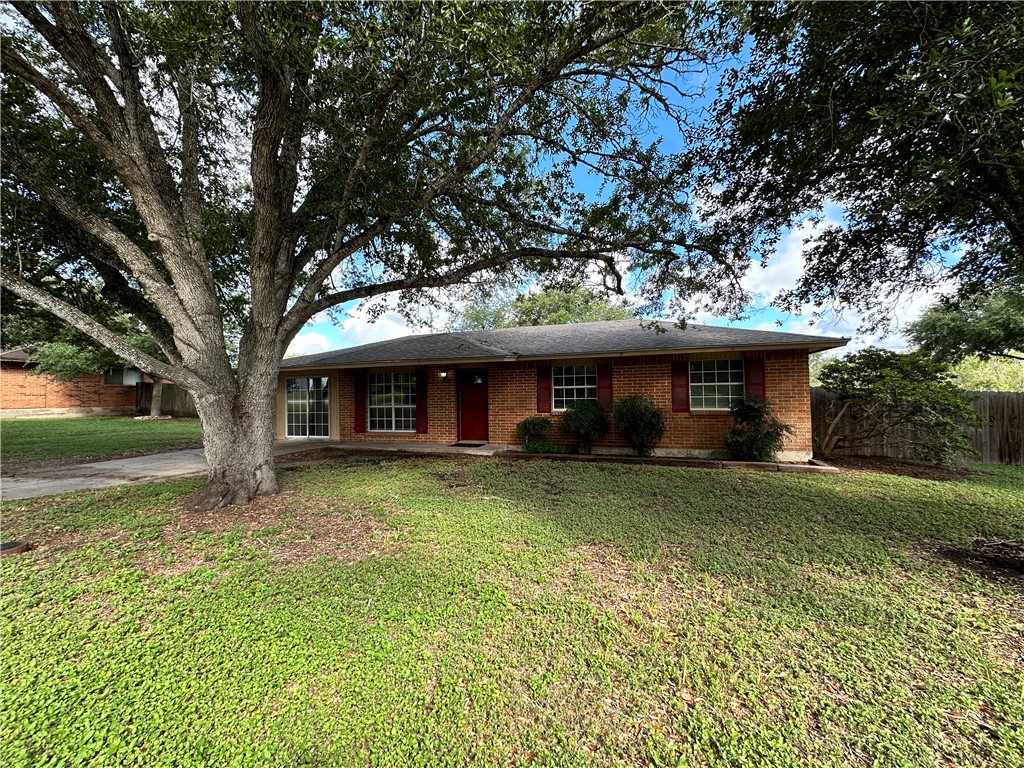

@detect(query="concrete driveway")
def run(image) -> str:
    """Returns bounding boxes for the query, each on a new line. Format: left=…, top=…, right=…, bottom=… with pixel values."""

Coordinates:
left=0, top=441, right=322, bottom=502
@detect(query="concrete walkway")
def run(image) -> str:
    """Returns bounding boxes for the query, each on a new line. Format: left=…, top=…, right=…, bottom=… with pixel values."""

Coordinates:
left=0, top=441, right=325, bottom=502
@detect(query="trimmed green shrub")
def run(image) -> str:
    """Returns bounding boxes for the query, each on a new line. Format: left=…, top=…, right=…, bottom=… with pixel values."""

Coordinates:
left=560, top=400, right=609, bottom=454
left=515, top=416, right=558, bottom=454
left=611, top=394, right=665, bottom=457
left=725, top=396, right=794, bottom=462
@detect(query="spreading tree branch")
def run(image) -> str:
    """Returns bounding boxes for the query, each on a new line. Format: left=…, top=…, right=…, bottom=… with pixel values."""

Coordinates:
left=1, top=266, right=185, bottom=383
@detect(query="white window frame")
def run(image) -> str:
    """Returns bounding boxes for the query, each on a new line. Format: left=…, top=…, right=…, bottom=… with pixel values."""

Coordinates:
left=689, top=359, right=744, bottom=411
left=367, top=371, right=417, bottom=432
left=552, top=364, right=597, bottom=412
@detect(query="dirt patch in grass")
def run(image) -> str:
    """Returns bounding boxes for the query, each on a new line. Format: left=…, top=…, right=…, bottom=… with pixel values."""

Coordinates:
left=827, top=456, right=978, bottom=481
left=273, top=446, right=349, bottom=464
left=138, top=491, right=400, bottom=575
left=929, top=539, right=1024, bottom=591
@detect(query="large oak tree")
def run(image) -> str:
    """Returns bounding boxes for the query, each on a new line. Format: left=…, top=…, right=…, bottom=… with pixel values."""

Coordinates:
left=1, top=2, right=744, bottom=508
left=697, top=1, right=1024, bottom=325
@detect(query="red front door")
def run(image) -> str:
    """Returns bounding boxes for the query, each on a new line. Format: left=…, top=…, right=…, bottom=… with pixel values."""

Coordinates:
left=457, top=370, right=488, bottom=442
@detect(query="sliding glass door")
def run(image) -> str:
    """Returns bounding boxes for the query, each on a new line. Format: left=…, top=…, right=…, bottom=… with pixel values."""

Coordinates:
left=286, top=377, right=330, bottom=438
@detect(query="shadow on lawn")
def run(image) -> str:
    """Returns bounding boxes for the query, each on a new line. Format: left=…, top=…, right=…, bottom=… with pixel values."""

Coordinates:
left=454, top=457, right=1024, bottom=584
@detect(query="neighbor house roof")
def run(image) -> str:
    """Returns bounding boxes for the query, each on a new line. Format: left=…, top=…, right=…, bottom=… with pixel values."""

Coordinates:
left=282, top=320, right=848, bottom=369
left=0, top=347, right=34, bottom=364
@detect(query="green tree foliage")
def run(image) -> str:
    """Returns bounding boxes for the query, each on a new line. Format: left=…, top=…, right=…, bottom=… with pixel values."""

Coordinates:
left=817, top=349, right=981, bottom=465
left=907, top=287, right=1024, bottom=363
left=725, top=396, right=794, bottom=462
left=451, top=287, right=632, bottom=331
left=951, top=355, right=1024, bottom=392
left=612, top=394, right=666, bottom=457
left=559, top=399, right=610, bottom=454
left=700, top=2, right=1024, bottom=324
left=807, top=351, right=833, bottom=388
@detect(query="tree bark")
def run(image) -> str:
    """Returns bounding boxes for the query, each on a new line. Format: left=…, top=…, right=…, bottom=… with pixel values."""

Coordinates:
left=149, top=376, right=163, bottom=417
left=188, top=367, right=280, bottom=510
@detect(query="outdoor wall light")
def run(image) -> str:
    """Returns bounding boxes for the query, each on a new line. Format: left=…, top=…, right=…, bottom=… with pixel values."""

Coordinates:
left=439, top=370, right=448, bottom=379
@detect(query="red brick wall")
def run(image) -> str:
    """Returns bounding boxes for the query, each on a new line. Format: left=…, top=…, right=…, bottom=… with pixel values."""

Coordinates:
left=0, top=365, right=136, bottom=411
left=306, top=349, right=814, bottom=456
left=483, top=354, right=805, bottom=453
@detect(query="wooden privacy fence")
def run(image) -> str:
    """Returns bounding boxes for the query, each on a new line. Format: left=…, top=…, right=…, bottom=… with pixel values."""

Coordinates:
left=811, top=388, right=1024, bottom=466
left=136, top=382, right=199, bottom=418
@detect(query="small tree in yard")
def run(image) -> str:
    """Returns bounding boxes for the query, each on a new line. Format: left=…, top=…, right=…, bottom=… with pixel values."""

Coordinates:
left=817, top=349, right=981, bottom=465
left=560, top=400, right=609, bottom=454
left=725, top=397, right=794, bottom=462
left=612, top=394, right=666, bottom=457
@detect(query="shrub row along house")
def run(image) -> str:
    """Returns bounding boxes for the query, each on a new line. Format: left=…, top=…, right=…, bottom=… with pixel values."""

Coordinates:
left=278, top=320, right=848, bottom=461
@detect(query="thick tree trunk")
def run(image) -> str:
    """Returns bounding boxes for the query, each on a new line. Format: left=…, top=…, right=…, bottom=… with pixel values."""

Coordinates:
left=149, top=376, right=164, bottom=417
left=188, top=368, right=280, bottom=510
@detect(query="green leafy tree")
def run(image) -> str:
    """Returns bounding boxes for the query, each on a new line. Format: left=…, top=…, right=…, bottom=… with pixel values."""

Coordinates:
left=1, top=2, right=745, bottom=508
left=807, top=351, right=833, bottom=387
left=699, top=2, right=1024, bottom=325
left=817, top=349, right=981, bottom=465
left=907, top=288, right=1024, bottom=363
left=451, top=286, right=633, bottom=330
left=951, top=355, right=1024, bottom=392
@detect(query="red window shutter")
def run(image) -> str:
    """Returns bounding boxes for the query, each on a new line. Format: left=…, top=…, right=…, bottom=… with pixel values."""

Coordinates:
left=536, top=365, right=552, bottom=413
left=744, top=355, right=765, bottom=400
left=353, top=371, right=367, bottom=433
left=671, top=359, right=690, bottom=412
left=415, top=370, right=428, bottom=434
left=596, top=363, right=613, bottom=408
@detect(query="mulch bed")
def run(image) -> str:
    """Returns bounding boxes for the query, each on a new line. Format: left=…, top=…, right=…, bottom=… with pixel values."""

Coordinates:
left=826, top=456, right=977, bottom=482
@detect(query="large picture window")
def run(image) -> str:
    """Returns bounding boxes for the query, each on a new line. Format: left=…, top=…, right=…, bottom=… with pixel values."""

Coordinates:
left=689, top=359, right=744, bottom=410
left=368, top=372, right=416, bottom=431
left=553, top=365, right=597, bottom=411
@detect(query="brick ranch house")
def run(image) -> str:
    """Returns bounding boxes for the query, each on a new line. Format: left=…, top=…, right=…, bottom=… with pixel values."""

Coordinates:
left=278, top=320, right=848, bottom=461
left=0, top=347, right=142, bottom=418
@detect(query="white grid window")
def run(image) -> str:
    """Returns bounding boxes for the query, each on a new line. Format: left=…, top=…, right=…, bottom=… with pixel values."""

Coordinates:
left=368, top=372, right=416, bottom=432
left=553, top=365, right=597, bottom=411
left=689, top=359, right=744, bottom=410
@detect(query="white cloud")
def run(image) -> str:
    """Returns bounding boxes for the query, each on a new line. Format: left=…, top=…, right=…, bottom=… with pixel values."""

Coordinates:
left=742, top=218, right=830, bottom=298
left=333, top=295, right=437, bottom=348
left=736, top=215, right=956, bottom=354
left=286, top=331, right=332, bottom=356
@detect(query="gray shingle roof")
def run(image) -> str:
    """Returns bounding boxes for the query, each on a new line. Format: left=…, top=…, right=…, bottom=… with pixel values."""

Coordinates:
left=282, top=320, right=848, bottom=369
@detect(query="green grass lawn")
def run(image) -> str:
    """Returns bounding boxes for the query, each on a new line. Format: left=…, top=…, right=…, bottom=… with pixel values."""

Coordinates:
left=0, top=416, right=203, bottom=463
left=2, top=457, right=1022, bottom=767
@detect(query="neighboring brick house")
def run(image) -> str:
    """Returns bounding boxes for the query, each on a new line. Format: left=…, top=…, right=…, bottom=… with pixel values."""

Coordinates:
left=0, top=347, right=140, bottom=417
left=277, top=320, right=847, bottom=461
